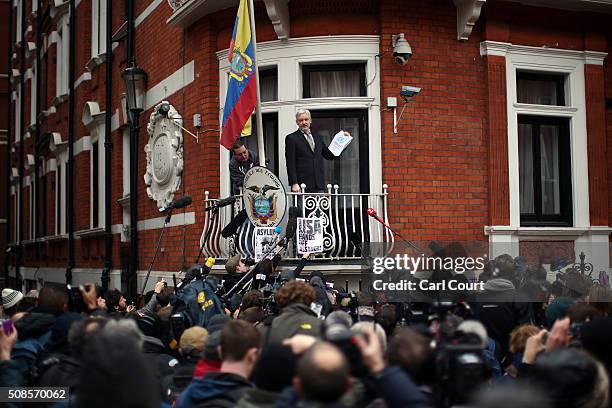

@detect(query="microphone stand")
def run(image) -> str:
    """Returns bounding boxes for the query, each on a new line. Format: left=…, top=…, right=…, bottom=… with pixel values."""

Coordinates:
left=141, top=209, right=174, bottom=296
left=369, top=214, right=423, bottom=254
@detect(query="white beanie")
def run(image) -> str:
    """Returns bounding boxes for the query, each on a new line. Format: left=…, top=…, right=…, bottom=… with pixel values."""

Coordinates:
left=2, top=288, right=24, bottom=309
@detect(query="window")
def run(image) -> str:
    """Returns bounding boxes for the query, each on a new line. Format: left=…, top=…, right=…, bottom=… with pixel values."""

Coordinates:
left=303, top=64, right=366, bottom=98
left=519, top=116, right=572, bottom=226
left=29, top=177, right=35, bottom=239
left=259, top=67, right=277, bottom=102
left=12, top=188, right=19, bottom=243
left=217, top=36, right=382, bottom=201
left=92, top=140, right=99, bottom=227
left=91, top=136, right=104, bottom=228
left=91, top=0, right=107, bottom=57
left=14, top=83, right=21, bottom=144
left=30, top=65, right=37, bottom=126
left=39, top=158, right=47, bottom=237
left=55, top=156, right=66, bottom=235
left=311, top=110, right=368, bottom=195
left=248, top=112, right=279, bottom=175
left=517, top=72, right=566, bottom=106
left=15, top=1, right=22, bottom=45
left=56, top=17, right=69, bottom=97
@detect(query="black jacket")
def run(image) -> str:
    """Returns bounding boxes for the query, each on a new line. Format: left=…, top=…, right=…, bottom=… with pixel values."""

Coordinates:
left=285, top=130, right=336, bottom=192
left=230, top=149, right=259, bottom=195
left=471, top=278, right=533, bottom=354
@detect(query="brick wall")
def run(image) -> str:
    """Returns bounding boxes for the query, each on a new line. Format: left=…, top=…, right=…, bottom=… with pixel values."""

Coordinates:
left=9, top=0, right=612, bottom=279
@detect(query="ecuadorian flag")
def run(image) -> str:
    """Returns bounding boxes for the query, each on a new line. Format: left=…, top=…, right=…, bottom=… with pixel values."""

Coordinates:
left=220, top=0, right=257, bottom=150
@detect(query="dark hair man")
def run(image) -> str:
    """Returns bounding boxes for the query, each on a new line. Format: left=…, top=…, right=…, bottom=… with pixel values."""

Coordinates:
left=262, top=281, right=321, bottom=345
left=230, top=140, right=258, bottom=195
left=177, top=320, right=260, bottom=408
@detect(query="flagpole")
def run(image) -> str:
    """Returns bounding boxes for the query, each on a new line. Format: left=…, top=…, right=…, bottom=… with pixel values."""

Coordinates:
left=248, top=0, right=266, bottom=166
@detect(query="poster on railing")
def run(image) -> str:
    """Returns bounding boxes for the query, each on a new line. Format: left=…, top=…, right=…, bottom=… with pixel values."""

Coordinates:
left=297, top=217, right=324, bottom=254
left=254, top=227, right=278, bottom=262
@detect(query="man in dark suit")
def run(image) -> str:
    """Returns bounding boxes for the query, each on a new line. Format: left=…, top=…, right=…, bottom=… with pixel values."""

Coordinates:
left=285, top=109, right=350, bottom=193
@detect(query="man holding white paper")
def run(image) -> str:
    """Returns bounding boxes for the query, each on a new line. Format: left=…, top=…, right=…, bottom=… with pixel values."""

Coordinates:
left=285, top=109, right=352, bottom=193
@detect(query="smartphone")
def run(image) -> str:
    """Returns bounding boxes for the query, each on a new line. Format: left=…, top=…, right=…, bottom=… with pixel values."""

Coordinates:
left=2, top=319, right=14, bottom=335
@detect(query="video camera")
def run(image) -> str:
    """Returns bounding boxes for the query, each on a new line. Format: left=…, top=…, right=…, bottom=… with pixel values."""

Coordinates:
left=321, top=311, right=369, bottom=378
left=431, top=302, right=489, bottom=408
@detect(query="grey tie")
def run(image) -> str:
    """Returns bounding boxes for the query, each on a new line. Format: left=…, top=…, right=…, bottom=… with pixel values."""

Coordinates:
left=304, top=132, right=315, bottom=152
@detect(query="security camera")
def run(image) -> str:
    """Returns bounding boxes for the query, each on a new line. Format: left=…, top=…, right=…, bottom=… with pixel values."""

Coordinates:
left=400, top=86, right=421, bottom=101
left=157, top=102, right=171, bottom=117
left=392, top=33, right=412, bottom=66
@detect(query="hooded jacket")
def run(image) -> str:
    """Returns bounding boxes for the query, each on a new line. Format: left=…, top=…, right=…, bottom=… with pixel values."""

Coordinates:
left=471, top=278, right=533, bottom=354
left=263, top=303, right=322, bottom=345
left=176, top=372, right=253, bottom=408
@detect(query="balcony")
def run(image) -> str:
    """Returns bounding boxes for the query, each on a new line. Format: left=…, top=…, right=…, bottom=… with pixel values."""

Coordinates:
left=199, top=184, right=394, bottom=262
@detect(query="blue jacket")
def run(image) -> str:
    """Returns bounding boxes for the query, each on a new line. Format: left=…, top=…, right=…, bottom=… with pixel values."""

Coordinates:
left=177, top=372, right=253, bottom=408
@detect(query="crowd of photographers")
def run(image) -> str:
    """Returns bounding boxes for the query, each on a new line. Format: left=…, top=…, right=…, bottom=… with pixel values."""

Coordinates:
left=1, top=252, right=612, bottom=408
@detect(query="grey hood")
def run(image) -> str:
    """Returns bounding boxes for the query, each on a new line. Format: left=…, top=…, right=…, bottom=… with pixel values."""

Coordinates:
left=484, top=278, right=515, bottom=292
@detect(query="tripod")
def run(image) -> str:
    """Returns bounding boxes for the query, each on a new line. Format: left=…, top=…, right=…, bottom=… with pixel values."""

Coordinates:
left=141, top=211, right=174, bottom=296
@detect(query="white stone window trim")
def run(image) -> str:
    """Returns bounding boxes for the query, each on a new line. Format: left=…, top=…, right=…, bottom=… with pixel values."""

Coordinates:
left=83, top=101, right=105, bottom=229
left=55, top=14, right=70, bottom=100
left=480, top=41, right=607, bottom=230
left=216, top=35, right=382, bottom=200
left=56, top=151, right=68, bottom=235
left=481, top=41, right=610, bottom=274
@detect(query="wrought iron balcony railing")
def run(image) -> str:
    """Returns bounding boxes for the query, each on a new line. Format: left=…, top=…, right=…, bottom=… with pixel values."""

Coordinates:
left=199, top=184, right=394, bottom=261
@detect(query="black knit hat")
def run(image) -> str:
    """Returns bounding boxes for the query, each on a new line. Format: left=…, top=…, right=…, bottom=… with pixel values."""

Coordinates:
left=250, top=344, right=297, bottom=392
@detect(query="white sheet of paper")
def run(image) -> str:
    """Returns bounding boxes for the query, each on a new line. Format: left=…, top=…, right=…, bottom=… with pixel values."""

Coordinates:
left=328, top=130, right=353, bottom=157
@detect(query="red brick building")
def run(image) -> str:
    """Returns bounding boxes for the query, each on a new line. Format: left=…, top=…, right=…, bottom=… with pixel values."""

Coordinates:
left=6, top=0, right=612, bottom=297
left=0, top=0, right=10, bottom=289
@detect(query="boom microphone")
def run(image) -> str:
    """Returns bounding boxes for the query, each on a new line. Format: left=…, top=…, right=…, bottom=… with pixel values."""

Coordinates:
left=159, top=196, right=192, bottom=212
left=367, top=207, right=385, bottom=224
left=221, top=209, right=248, bottom=238
left=206, top=196, right=236, bottom=211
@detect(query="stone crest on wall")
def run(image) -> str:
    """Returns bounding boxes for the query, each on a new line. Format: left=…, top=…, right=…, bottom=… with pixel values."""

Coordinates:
left=144, top=101, right=184, bottom=209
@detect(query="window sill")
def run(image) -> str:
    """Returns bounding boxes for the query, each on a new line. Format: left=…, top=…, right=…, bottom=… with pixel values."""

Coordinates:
left=52, top=93, right=69, bottom=108
left=117, top=194, right=130, bottom=209
left=484, top=226, right=612, bottom=241
left=22, top=238, right=44, bottom=245
left=44, top=234, right=69, bottom=243
left=86, top=54, right=106, bottom=72
left=38, top=105, right=57, bottom=120
left=75, top=227, right=106, bottom=238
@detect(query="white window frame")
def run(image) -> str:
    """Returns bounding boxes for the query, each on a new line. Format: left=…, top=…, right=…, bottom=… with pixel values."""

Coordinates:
left=91, top=0, right=107, bottom=58
left=29, top=176, right=35, bottom=239
left=14, top=84, right=21, bottom=144
left=14, top=0, right=22, bottom=46
left=90, top=129, right=105, bottom=228
left=12, top=186, right=19, bottom=243
left=29, top=65, right=37, bottom=126
left=216, top=35, right=382, bottom=198
left=56, top=152, right=67, bottom=235
left=55, top=15, right=69, bottom=98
